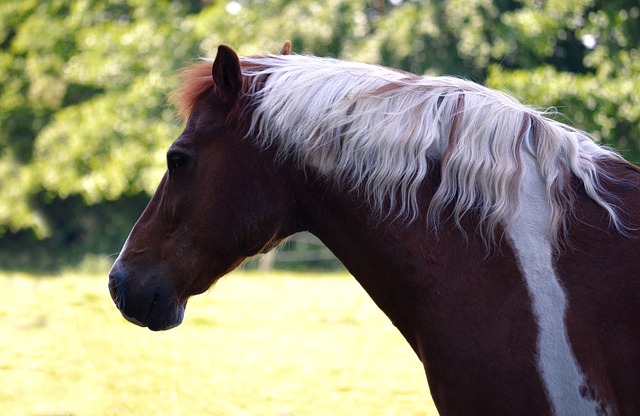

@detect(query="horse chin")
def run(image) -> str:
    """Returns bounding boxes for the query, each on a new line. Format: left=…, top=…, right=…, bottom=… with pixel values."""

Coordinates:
left=120, top=299, right=186, bottom=332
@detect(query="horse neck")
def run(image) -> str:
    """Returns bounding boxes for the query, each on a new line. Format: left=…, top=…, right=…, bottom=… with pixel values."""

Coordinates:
left=293, top=163, right=532, bottom=356
left=294, top=168, right=450, bottom=355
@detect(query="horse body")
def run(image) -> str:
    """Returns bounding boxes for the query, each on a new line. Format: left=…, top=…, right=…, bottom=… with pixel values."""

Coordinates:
left=299, top=151, right=640, bottom=415
left=108, top=44, right=640, bottom=415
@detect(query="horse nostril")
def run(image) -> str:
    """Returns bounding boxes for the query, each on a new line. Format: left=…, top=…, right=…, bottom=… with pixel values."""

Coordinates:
left=108, top=274, right=120, bottom=303
left=108, top=262, right=127, bottom=310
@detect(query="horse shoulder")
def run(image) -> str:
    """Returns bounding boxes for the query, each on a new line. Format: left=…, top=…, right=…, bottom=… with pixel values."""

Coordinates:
left=555, top=159, right=640, bottom=415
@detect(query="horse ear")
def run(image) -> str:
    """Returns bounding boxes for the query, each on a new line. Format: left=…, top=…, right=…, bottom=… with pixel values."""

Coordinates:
left=212, top=45, right=242, bottom=103
left=279, top=41, right=291, bottom=55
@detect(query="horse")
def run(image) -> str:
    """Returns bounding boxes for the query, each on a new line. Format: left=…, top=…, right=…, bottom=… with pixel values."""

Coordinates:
left=108, top=42, right=640, bottom=415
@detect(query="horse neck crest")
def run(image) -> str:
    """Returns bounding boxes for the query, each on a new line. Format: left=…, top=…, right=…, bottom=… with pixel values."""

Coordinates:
left=183, top=54, right=625, bottom=247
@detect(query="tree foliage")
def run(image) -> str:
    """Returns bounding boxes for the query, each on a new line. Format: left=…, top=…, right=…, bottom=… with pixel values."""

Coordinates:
left=0, top=0, right=638, bottom=267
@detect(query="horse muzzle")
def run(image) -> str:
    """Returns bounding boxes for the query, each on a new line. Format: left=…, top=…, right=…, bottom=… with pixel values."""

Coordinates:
left=108, top=260, right=186, bottom=331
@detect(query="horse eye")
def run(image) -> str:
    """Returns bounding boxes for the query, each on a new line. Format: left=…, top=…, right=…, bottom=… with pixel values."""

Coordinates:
left=167, top=151, right=191, bottom=173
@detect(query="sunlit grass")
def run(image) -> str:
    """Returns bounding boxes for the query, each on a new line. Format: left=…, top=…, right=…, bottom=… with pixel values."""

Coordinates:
left=0, top=270, right=437, bottom=415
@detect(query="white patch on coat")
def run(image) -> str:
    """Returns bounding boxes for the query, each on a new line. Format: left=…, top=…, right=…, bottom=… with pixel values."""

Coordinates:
left=507, top=148, right=605, bottom=415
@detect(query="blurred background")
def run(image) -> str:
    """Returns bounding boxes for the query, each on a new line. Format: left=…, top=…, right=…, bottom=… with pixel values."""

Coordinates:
left=0, top=1, right=638, bottom=415
left=0, top=0, right=638, bottom=273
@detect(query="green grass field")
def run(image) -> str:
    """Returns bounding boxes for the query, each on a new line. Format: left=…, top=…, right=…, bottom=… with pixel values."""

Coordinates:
left=0, top=270, right=437, bottom=415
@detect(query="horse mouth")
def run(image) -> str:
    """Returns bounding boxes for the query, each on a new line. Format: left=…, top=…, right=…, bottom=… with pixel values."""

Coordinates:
left=108, top=267, right=186, bottom=331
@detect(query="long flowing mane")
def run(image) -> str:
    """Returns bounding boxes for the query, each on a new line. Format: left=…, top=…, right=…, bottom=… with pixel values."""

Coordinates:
left=173, top=54, right=627, bottom=246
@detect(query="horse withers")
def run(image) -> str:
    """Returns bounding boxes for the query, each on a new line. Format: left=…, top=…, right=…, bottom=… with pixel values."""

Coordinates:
left=109, top=43, right=640, bottom=415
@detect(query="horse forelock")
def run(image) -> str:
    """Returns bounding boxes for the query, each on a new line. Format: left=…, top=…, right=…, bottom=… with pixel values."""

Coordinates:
left=171, top=60, right=275, bottom=123
left=171, top=62, right=214, bottom=120
left=175, top=54, right=628, bottom=247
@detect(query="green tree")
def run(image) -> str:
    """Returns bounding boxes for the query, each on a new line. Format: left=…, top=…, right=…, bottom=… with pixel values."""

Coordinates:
left=486, top=0, right=640, bottom=161
left=0, top=0, right=203, bottom=268
left=0, top=0, right=637, bottom=268
left=0, top=0, right=200, bottom=236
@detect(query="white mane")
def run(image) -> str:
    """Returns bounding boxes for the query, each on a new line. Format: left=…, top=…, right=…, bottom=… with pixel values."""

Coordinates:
left=240, top=54, right=624, bottom=245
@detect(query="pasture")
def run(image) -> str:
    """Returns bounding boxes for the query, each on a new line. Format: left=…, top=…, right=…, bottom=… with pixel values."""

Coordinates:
left=0, top=270, right=435, bottom=415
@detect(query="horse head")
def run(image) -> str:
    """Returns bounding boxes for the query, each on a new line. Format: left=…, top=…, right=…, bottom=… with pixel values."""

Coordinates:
left=108, top=44, right=298, bottom=330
